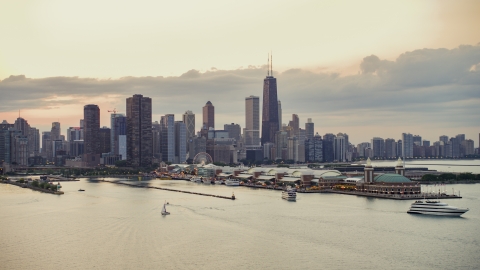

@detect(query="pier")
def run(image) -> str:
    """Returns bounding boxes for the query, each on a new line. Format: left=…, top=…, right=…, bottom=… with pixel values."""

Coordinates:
left=99, top=179, right=235, bottom=200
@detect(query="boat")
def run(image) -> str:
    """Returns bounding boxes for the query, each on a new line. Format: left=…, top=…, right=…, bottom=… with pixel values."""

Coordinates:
left=225, top=179, right=240, bottom=186
left=161, top=202, right=170, bottom=215
left=282, top=187, right=297, bottom=201
left=190, top=177, right=202, bottom=183
left=214, top=180, right=224, bottom=185
left=407, top=200, right=469, bottom=216
left=78, top=189, right=85, bottom=192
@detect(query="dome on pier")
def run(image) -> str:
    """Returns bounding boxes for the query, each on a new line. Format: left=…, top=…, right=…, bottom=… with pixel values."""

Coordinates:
left=374, top=174, right=411, bottom=183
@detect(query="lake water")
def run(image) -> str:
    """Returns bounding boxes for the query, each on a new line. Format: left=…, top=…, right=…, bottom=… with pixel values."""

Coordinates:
left=1, top=175, right=480, bottom=270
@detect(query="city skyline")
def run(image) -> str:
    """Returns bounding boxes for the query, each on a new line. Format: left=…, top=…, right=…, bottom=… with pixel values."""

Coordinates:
left=1, top=2, right=479, bottom=143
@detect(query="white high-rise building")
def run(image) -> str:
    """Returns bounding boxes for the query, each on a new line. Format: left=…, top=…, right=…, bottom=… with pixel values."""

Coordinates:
left=245, top=95, right=260, bottom=146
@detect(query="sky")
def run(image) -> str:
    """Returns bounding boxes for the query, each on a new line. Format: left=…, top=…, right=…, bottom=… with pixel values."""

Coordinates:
left=0, top=0, right=479, bottom=145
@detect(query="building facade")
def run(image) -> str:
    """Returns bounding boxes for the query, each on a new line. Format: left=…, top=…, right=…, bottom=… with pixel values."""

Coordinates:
left=126, top=95, right=152, bottom=167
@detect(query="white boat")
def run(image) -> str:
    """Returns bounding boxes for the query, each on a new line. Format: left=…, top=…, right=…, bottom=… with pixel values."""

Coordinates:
left=214, top=180, right=224, bottom=185
left=225, top=179, right=240, bottom=186
left=161, top=202, right=170, bottom=215
left=282, top=187, right=297, bottom=201
left=190, top=177, right=202, bottom=183
left=407, top=200, right=468, bottom=216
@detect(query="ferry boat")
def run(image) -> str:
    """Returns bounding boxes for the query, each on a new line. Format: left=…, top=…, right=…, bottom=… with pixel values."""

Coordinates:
left=407, top=200, right=469, bottom=216
left=225, top=179, right=240, bottom=186
left=282, top=187, right=297, bottom=201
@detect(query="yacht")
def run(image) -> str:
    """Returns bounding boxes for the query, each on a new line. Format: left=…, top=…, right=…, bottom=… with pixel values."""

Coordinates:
left=190, top=177, right=202, bottom=183
left=214, top=180, right=224, bottom=185
left=407, top=200, right=469, bottom=216
left=225, top=179, right=240, bottom=186
left=282, top=187, right=297, bottom=201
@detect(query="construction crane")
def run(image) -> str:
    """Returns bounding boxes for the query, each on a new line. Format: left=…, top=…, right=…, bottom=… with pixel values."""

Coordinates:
left=108, top=108, right=118, bottom=115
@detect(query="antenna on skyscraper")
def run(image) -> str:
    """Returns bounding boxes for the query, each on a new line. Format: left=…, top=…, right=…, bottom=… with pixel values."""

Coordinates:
left=267, top=53, right=270, bottom=76
left=270, top=51, right=273, bottom=77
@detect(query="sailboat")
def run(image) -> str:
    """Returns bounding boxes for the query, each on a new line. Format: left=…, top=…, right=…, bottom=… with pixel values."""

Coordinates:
left=161, top=201, right=170, bottom=215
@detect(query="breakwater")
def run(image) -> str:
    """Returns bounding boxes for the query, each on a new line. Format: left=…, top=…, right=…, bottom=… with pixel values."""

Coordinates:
left=99, top=179, right=235, bottom=200
left=1, top=180, right=64, bottom=195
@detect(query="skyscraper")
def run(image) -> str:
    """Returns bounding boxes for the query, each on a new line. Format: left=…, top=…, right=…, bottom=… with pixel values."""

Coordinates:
left=83, top=104, right=100, bottom=156
left=203, top=101, right=215, bottom=130
left=385, top=138, right=397, bottom=158
left=261, top=54, right=279, bottom=145
left=305, top=118, right=314, bottom=142
left=277, top=100, right=282, bottom=128
left=160, top=114, right=175, bottom=163
left=111, top=114, right=126, bottom=157
left=51, top=122, right=61, bottom=140
left=126, top=94, right=152, bottom=167
left=402, top=133, right=413, bottom=158
left=289, top=114, right=299, bottom=137
left=245, top=95, right=260, bottom=146
left=182, top=110, right=195, bottom=140
left=371, top=137, right=385, bottom=158
left=174, top=121, right=187, bottom=163
left=224, top=123, right=241, bottom=142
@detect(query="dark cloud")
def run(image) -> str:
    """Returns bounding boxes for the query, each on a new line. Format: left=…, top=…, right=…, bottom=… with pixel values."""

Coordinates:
left=1, top=44, right=479, bottom=142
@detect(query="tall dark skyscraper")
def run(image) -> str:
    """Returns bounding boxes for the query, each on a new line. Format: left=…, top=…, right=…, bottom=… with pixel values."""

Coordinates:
left=261, top=54, right=279, bottom=145
left=203, top=101, right=215, bottom=130
left=83, top=104, right=100, bottom=156
left=126, top=94, right=152, bottom=167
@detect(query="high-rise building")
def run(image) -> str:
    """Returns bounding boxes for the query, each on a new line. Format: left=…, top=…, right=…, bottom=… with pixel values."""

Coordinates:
left=14, top=117, right=30, bottom=136
left=306, top=133, right=323, bottom=162
left=245, top=95, right=260, bottom=146
left=275, top=130, right=288, bottom=160
left=182, top=110, right=195, bottom=145
left=28, top=127, right=40, bottom=157
left=111, top=114, right=126, bottom=157
left=110, top=113, right=125, bottom=154
left=174, top=121, right=187, bottom=163
left=461, top=139, right=474, bottom=155
left=455, top=134, right=465, bottom=142
left=423, top=140, right=430, bottom=147
left=413, top=135, right=422, bottom=146
left=278, top=100, right=282, bottom=128
left=450, top=137, right=460, bottom=157
left=305, top=118, right=314, bottom=142
left=160, top=114, right=175, bottom=163
left=402, top=133, right=413, bottom=158
left=384, top=138, right=397, bottom=158
left=397, top=140, right=403, bottom=157
left=188, top=136, right=206, bottom=159
left=261, top=56, right=279, bottom=145
left=439, top=135, right=448, bottom=144
left=289, top=114, right=299, bottom=137
left=224, top=123, right=241, bottom=142
left=203, top=101, right=215, bottom=130
left=126, top=94, right=152, bottom=167
left=323, top=133, right=335, bottom=162
left=371, top=137, right=385, bottom=158
left=152, top=121, right=161, bottom=159
left=51, top=122, right=61, bottom=140
left=83, top=104, right=101, bottom=156
left=99, top=127, right=111, bottom=154
left=356, top=142, right=371, bottom=158
left=334, top=135, right=346, bottom=162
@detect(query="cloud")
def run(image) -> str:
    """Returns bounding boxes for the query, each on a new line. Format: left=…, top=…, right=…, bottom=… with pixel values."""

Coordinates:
left=1, top=44, right=479, bottom=143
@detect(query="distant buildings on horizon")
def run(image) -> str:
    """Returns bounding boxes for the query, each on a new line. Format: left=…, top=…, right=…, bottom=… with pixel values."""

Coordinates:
left=1, top=57, right=479, bottom=169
